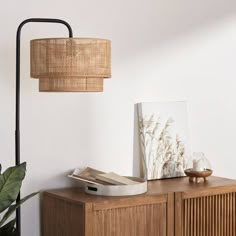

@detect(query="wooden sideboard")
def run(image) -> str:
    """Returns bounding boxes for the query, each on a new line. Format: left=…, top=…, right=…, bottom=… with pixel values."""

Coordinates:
left=42, top=176, right=236, bottom=236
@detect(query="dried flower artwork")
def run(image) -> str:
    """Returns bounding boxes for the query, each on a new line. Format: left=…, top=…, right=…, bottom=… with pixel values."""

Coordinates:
left=137, top=102, right=190, bottom=180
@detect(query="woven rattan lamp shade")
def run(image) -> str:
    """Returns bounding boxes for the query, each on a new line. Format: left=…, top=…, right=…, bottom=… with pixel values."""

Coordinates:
left=30, top=38, right=111, bottom=92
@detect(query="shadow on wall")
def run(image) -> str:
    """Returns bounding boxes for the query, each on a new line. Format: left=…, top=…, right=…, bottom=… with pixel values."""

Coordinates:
left=113, top=0, right=236, bottom=60
left=131, top=0, right=236, bottom=176
left=133, top=104, right=146, bottom=178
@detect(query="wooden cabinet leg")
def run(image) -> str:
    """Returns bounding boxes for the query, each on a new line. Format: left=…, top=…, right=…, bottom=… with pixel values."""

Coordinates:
left=189, top=177, right=194, bottom=182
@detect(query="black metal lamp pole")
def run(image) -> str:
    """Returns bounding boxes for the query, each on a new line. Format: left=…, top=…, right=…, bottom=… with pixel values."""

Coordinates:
left=15, top=18, right=73, bottom=236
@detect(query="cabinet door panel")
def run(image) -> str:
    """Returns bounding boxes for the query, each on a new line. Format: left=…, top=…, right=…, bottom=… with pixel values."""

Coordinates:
left=178, top=192, right=236, bottom=236
left=93, top=202, right=166, bottom=236
left=43, top=194, right=85, bottom=236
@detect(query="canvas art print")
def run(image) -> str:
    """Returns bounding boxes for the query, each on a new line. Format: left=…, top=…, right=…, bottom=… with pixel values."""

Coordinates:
left=137, top=101, right=190, bottom=180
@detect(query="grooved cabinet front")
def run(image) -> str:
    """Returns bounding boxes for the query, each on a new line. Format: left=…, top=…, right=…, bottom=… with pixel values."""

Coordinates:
left=175, top=185, right=236, bottom=236
left=93, top=201, right=167, bottom=236
left=42, top=190, right=174, bottom=236
left=42, top=177, right=236, bottom=236
left=182, top=193, right=236, bottom=236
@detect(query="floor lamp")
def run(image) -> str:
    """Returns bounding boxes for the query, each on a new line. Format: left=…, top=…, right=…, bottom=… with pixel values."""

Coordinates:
left=15, top=18, right=111, bottom=235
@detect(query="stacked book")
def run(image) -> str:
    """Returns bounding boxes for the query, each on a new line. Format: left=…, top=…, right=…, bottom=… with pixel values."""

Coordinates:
left=68, top=167, right=140, bottom=186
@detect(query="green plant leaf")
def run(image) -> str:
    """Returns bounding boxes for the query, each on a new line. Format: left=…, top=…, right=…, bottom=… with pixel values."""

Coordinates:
left=0, top=164, right=2, bottom=174
left=0, top=163, right=26, bottom=213
left=0, top=219, right=15, bottom=230
left=0, top=192, right=39, bottom=227
left=0, top=219, right=17, bottom=236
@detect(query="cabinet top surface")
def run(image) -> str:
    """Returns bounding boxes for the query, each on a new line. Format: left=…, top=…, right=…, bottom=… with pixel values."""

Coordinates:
left=44, top=176, right=236, bottom=203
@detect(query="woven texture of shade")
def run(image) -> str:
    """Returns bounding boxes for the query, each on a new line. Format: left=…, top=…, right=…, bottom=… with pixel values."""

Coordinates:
left=30, top=38, right=111, bottom=92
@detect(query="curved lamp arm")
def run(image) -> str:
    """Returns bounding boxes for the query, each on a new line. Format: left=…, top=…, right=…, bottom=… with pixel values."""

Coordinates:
left=15, top=18, right=73, bottom=236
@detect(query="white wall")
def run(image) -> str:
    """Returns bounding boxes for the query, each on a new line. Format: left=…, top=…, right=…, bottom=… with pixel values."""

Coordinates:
left=1, top=0, right=236, bottom=235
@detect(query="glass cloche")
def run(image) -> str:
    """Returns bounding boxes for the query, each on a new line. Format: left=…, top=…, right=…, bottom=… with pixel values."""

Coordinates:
left=185, top=152, right=212, bottom=183
left=186, top=152, right=212, bottom=171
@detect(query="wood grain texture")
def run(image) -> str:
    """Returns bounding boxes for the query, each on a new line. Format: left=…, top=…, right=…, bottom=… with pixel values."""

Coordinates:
left=175, top=192, right=183, bottom=236
left=93, top=194, right=167, bottom=211
left=44, top=176, right=236, bottom=204
left=42, top=176, right=236, bottom=236
left=84, top=203, right=94, bottom=236
left=93, top=203, right=166, bottom=236
left=42, top=194, right=85, bottom=236
left=43, top=191, right=169, bottom=236
left=167, top=193, right=174, bottom=236
left=181, top=192, right=236, bottom=236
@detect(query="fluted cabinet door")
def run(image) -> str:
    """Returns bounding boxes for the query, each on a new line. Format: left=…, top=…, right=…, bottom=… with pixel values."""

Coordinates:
left=42, top=190, right=174, bottom=236
left=87, top=193, right=174, bottom=236
left=175, top=186, right=236, bottom=236
left=43, top=177, right=236, bottom=236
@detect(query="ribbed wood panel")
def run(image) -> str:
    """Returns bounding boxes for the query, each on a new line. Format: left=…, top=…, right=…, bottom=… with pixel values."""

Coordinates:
left=42, top=195, right=85, bottom=236
left=93, top=203, right=167, bottom=236
left=183, top=192, right=236, bottom=236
